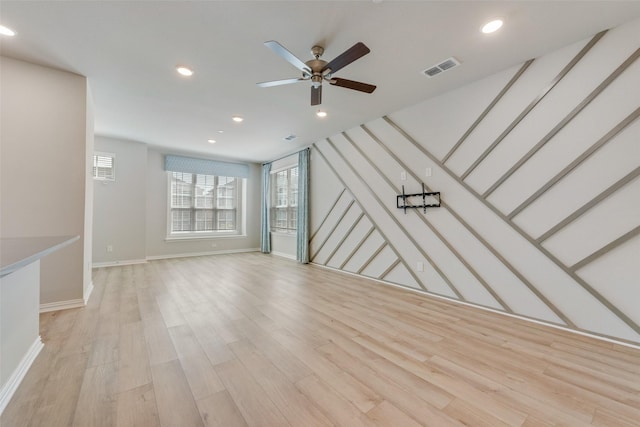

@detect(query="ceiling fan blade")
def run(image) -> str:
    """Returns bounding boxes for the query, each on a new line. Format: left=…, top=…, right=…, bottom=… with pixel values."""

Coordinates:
left=257, top=78, right=305, bottom=88
left=330, top=78, right=376, bottom=93
left=264, top=40, right=311, bottom=74
left=311, top=85, right=322, bottom=106
left=321, top=42, right=370, bottom=74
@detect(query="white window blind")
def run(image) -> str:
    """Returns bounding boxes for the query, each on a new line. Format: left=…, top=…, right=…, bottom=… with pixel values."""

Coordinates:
left=93, top=152, right=115, bottom=180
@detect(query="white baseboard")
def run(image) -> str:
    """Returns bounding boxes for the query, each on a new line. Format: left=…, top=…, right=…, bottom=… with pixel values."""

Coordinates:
left=146, top=247, right=260, bottom=261
left=40, top=298, right=85, bottom=313
left=0, top=336, right=43, bottom=415
left=84, top=280, right=94, bottom=305
left=92, top=259, right=147, bottom=268
left=271, top=251, right=297, bottom=260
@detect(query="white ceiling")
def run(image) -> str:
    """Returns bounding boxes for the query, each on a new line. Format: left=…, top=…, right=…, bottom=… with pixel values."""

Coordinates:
left=2, top=1, right=640, bottom=163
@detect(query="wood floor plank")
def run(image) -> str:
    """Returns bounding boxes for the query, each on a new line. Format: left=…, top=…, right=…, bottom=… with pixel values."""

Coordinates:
left=214, top=358, right=292, bottom=427
left=229, top=339, right=334, bottom=427
left=167, top=324, right=226, bottom=399
left=3, top=254, right=639, bottom=427
left=116, top=383, right=161, bottom=427
left=150, top=359, right=204, bottom=427
left=183, top=310, right=236, bottom=366
left=270, top=327, right=382, bottom=413
left=196, top=390, right=249, bottom=427
left=26, top=351, right=90, bottom=427
left=143, top=313, right=178, bottom=366
left=316, top=341, right=464, bottom=427
left=365, top=400, right=423, bottom=427
left=118, top=320, right=152, bottom=392
left=71, top=361, right=119, bottom=427
left=295, top=375, right=377, bottom=427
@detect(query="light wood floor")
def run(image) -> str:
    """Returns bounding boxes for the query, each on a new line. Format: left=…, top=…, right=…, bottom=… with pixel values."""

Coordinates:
left=2, top=253, right=640, bottom=427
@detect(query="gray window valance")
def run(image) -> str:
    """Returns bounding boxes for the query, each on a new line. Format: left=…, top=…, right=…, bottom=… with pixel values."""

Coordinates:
left=164, top=155, right=249, bottom=178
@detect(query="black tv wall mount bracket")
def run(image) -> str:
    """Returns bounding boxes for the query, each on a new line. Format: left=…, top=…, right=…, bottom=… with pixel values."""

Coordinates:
left=397, top=183, right=441, bottom=214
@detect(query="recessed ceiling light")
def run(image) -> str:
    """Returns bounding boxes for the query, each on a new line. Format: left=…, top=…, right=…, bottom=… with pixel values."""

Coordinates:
left=217, top=130, right=224, bottom=134
left=176, top=65, right=193, bottom=77
left=316, top=110, right=327, bottom=118
left=482, top=19, right=503, bottom=34
left=232, top=116, right=243, bottom=123
left=207, top=139, right=216, bottom=144
left=0, top=25, right=16, bottom=37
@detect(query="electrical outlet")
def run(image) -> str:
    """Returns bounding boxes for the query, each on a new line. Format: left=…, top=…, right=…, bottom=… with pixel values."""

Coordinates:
left=107, top=245, right=113, bottom=253
left=400, top=171, right=407, bottom=181
left=416, top=261, right=424, bottom=272
left=426, top=167, right=432, bottom=177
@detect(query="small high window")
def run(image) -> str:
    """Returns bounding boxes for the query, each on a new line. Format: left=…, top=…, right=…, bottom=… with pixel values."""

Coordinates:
left=93, top=152, right=115, bottom=181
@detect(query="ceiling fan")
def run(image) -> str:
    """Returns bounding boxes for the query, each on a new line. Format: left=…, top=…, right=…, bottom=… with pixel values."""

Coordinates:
left=257, top=41, right=376, bottom=106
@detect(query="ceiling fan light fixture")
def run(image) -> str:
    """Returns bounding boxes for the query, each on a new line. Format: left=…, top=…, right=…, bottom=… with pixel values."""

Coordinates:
left=176, top=65, right=193, bottom=77
left=482, top=19, right=503, bottom=34
left=316, top=110, right=327, bottom=118
left=0, top=25, right=16, bottom=36
left=232, top=115, right=244, bottom=123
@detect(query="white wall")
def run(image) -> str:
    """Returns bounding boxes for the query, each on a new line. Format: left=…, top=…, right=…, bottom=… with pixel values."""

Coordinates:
left=0, top=56, right=89, bottom=305
left=92, top=142, right=261, bottom=264
left=93, top=136, right=147, bottom=264
left=83, top=85, right=95, bottom=299
left=309, top=18, right=640, bottom=345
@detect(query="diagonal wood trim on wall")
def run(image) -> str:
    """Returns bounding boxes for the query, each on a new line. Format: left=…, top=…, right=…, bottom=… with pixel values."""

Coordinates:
left=509, top=107, right=640, bottom=219
left=484, top=47, right=640, bottom=198
left=326, top=137, right=465, bottom=300
left=538, top=166, right=640, bottom=243
left=460, top=30, right=607, bottom=180
left=571, top=224, right=640, bottom=272
left=310, top=19, right=640, bottom=344
left=313, top=146, right=427, bottom=291
left=310, top=188, right=346, bottom=242
left=384, top=115, right=640, bottom=337
left=357, top=125, right=513, bottom=313
left=442, top=59, right=535, bottom=164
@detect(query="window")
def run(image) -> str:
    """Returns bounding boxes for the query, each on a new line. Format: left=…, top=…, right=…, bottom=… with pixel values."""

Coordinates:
left=93, top=152, right=115, bottom=180
left=270, top=166, right=298, bottom=233
left=168, top=172, right=241, bottom=236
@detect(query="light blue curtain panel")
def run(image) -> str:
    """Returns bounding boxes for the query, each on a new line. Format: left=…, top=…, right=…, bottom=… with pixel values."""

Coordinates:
left=296, top=148, right=310, bottom=263
left=260, top=162, right=271, bottom=253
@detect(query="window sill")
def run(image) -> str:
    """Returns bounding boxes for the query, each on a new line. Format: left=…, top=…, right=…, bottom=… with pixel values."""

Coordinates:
left=165, top=233, right=247, bottom=242
left=270, top=231, right=297, bottom=237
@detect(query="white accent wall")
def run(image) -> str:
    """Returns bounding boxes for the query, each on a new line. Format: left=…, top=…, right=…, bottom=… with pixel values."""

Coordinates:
left=309, top=18, right=640, bottom=344
left=1, top=57, right=91, bottom=305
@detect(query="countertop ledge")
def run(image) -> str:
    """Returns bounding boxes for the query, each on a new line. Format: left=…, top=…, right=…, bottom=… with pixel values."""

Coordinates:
left=0, top=235, right=80, bottom=277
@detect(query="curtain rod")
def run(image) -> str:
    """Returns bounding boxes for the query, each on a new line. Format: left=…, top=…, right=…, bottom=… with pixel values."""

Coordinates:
left=262, top=146, right=310, bottom=166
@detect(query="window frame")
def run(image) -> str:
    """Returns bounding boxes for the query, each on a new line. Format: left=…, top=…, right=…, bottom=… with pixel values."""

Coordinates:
left=93, top=151, right=115, bottom=181
left=166, top=171, right=246, bottom=240
left=270, top=165, right=298, bottom=234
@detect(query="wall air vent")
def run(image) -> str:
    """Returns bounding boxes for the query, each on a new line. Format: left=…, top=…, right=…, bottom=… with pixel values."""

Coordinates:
left=422, top=57, right=461, bottom=78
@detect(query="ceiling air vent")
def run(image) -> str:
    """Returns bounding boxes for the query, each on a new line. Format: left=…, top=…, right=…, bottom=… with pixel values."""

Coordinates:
left=283, top=134, right=297, bottom=142
left=422, top=57, right=461, bottom=78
